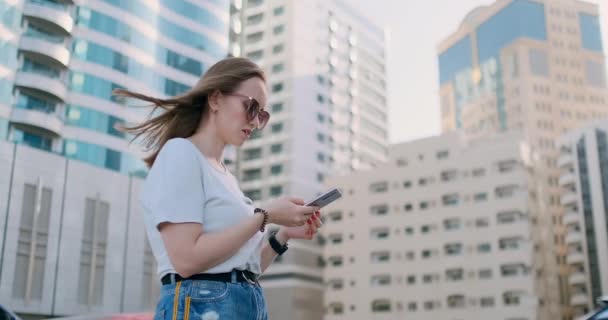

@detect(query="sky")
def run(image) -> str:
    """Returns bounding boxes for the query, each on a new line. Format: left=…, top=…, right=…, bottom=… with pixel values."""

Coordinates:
left=347, top=0, right=608, bottom=144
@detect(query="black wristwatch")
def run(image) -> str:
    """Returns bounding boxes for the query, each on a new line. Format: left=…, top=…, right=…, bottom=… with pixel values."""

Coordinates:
left=268, top=231, right=289, bottom=256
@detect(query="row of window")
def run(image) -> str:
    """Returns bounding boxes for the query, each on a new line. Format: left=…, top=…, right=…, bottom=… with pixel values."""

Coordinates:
left=77, top=7, right=225, bottom=60
left=326, top=239, right=526, bottom=265
left=243, top=185, right=284, bottom=201
left=326, top=291, right=528, bottom=314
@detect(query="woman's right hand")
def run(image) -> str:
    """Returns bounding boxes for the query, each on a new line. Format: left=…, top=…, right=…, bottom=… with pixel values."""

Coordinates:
left=264, top=197, right=318, bottom=227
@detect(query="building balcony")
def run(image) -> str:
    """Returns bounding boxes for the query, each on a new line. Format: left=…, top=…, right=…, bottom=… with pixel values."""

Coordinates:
left=568, top=272, right=587, bottom=286
left=558, top=154, right=573, bottom=167
left=563, top=211, right=580, bottom=226
left=570, top=293, right=589, bottom=306
left=19, top=36, right=70, bottom=66
left=23, top=0, right=74, bottom=34
left=566, top=251, right=586, bottom=264
left=14, top=71, right=67, bottom=101
left=10, top=107, right=63, bottom=136
left=559, top=172, right=577, bottom=187
left=560, top=193, right=579, bottom=206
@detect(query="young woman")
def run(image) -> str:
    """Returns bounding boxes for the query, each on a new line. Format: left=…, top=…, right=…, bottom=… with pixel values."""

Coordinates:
left=117, top=57, right=323, bottom=320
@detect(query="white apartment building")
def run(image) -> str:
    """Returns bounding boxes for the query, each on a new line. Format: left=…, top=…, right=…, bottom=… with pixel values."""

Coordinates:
left=231, top=0, right=389, bottom=319
left=558, top=119, right=608, bottom=317
left=0, top=0, right=229, bottom=318
left=322, top=132, right=539, bottom=320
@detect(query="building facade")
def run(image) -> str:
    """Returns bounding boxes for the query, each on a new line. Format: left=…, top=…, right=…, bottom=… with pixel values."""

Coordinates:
left=437, top=1, right=607, bottom=318
left=0, top=0, right=229, bottom=317
left=231, top=0, right=389, bottom=319
left=322, top=132, right=539, bottom=320
left=558, top=119, right=608, bottom=317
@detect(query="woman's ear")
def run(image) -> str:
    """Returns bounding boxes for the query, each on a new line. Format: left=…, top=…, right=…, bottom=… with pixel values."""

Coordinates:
left=208, top=90, right=222, bottom=112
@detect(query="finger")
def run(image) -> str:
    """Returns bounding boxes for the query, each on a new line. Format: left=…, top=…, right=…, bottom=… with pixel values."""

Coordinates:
left=313, top=217, right=322, bottom=228
left=299, top=206, right=319, bottom=215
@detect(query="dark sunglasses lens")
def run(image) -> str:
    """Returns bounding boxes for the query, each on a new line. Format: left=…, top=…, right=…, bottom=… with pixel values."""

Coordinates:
left=247, top=100, right=259, bottom=120
left=258, top=111, right=270, bottom=128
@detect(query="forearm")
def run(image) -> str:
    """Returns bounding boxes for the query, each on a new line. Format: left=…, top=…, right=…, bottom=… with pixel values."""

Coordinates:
left=176, top=214, right=265, bottom=277
left=260, top=229, right=290, bottom=273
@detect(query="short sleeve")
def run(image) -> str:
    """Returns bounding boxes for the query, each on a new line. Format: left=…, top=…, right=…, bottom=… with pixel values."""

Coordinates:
left=139, top=139, right=205, bottom=229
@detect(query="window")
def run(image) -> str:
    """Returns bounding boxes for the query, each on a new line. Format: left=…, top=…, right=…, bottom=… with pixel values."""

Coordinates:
left=327, top=278, right=343, bottom=290
left=472, top=168, right=486, bottom=177
left=273, top=25, right=285, bottom=35
left=421, top=224, right=432, bottom=234
left=436, top=150, right=449, bottom=159
left=271, top=83, right=284, bottom=93
left=13, top=184, right=52, bottom=301
left=371, top=299, right=391, bottom=312
left=442, top=193, right=459, bottom=206
left=246, top=31, right=263, bottom=44
left=317, top=152, right=325, bottom=163
left=497, top=210, right=523, bottom=224
left=270, top=164, right=283, bottom=175
left=78, top=197, right=110, bottom=305
left=370, top=227, right=390, bottom=239
left=271, top=123, right=283, bottom=133
left=243, top=168, right=262, bottom=181
left=478, top=269, right=492, bottom=279
left=370, top=204, right=389, bottom=216
left=370, top=251, right=390, bottom=263
left=273, top=6, right=284, bottom=16
left=408, top=302, right=417, bottom=311
left=447, top=294, right=465, bottom=308
left=316, top=133, right=325, bottom=143
left=440, top=169, right=458, bottom=182
left=501, top=263, right=526, bottom=277
left=246, top=13, right=264, bottom=26
left=495, top=185, right=518, bottom=198
left=446, top=268, right=464, bottom=281
left=406, top=275, right=416, bottom=284
left=404, top=227, right=414, bottom=235
left=499, top=236, right=523, bottom=250
left=270, top=185, right=283, bottom=196
left=329, top=302, right=344, bottom=314
left=328, top=211, right=343, bottom=222
left=270, top=144, right=283, bottom=154
left=403, top=180, right=412, bottom=188
left=404, top=203, right=413, bottom=211
left=271, top=63, right=284, bottom=73
left=272, top=44, right=284, bottom=54
left=405, top=251, right=415, bottom=261
left=475, top=217, right=489, bottom=228
left=328, top=256, right=343, bottom=266
left=244, top=189, right=261, bottom=201
left=370, top=274, right=391, bottom=287
left=419, top=201, right=429, bottom=210
left=369, top=181, right=388, bottom=193
left=480, top=297, right=494, bottom=307
left=243, top=148, right=262, bottom=160
left=316, top=94, right=324, bottom=103
left=529, top=48, right=549, bottom=76
left=328, top=233, right=343, bottom=244
left=473, top=192, right=488, bottom=202
left=503, top=291, right=522, bottom=306
left=443, top=218, right=461, bottom=231
left=271, top=102, right=283, bottom=112
left=497, top=159, right=518, bottom=172
left=444, top=242, right=463, bottom=256
left=477, top=243, right=491, bottom=253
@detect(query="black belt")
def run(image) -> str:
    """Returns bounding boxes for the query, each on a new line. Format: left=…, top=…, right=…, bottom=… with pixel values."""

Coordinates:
left=161, top=269, right=259, bottom=285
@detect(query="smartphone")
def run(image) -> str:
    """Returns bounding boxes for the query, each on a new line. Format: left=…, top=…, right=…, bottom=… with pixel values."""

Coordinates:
left=305, top=188, right=342, bottom=208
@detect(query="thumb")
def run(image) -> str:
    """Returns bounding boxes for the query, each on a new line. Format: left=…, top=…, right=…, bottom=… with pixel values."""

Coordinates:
left=288, top=197, right=305, bottom=205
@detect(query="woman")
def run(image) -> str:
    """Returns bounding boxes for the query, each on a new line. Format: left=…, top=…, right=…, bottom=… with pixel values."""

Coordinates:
left=117, top=57, right=323, bottom=320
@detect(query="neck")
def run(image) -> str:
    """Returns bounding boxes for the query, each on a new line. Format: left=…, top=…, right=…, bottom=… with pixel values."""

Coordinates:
left=188, top=123, right=225, bottom=164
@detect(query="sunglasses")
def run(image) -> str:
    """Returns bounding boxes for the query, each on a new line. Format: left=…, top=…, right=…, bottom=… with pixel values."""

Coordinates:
left=225, top=92, right=270, bottom=130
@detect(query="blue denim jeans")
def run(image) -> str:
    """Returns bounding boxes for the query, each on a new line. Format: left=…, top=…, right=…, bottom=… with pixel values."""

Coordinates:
left=154, top=272, right=268, bottom=320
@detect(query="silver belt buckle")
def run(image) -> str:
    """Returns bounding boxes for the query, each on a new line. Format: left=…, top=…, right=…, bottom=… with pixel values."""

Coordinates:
left=243, top=271, right=257, bottom=285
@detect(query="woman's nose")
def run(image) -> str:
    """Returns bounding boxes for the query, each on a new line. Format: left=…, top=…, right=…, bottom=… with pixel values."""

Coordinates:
left=250, top=114, right=261, bottom=129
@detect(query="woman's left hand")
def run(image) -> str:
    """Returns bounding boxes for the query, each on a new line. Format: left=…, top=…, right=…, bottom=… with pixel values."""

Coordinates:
left=281, top=211, right=322, bottom=240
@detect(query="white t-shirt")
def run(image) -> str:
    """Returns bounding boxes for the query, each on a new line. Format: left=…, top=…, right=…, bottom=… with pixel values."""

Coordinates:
left=139, top=138, right=266, bottom=279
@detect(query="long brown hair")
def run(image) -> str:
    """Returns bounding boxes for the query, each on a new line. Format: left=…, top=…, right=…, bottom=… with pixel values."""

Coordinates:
left=114, top=57, right=265, bottom=168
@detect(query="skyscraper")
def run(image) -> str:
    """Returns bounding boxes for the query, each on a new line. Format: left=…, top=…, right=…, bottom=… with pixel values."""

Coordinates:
left=323, top=131, right=540, bottom=320
left=558, top=119, right=608, bottom=316
left=231, top=0, right=389, bottom=319
left=0, top=0, right=229, bottom=317
left=438, top=0, right=606, bottom=319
